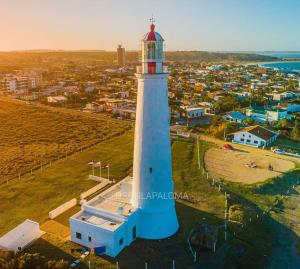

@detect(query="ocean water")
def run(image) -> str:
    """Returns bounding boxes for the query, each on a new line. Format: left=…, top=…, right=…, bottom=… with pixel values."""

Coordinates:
left=262, top=61, right=300, bottom=72
left=258, top=52, right=300, bottom=59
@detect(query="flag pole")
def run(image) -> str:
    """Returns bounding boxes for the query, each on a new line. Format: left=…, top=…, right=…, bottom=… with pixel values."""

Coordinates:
left=108, top=165, right=110, bottom=181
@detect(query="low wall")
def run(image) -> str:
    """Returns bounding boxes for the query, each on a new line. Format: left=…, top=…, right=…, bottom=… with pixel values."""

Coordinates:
left=49, top=198, right=77, bottom=219
left=89, top=175, right=110, bottom=182
left=80, top=181, right=110, bottom=200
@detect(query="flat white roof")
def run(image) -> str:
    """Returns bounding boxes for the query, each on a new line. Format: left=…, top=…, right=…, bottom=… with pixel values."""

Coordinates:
left=87, top=176, right=134, bottom=216
left=74, top=211, right=123, bottom=231
left=71, top=176, right=136, bottom=232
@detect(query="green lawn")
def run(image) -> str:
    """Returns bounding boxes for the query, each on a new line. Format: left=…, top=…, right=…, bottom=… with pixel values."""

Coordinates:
left=0, top=130, right=134, bottom=235
left=273, top=137, right=300, bottom=152
left=2, top=133, right=299, bottom=268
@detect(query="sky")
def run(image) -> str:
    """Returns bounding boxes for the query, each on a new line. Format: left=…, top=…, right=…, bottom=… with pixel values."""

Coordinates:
left=0, top=0, right=300, bottom=52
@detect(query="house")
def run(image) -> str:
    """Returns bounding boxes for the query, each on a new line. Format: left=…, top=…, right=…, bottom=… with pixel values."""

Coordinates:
left=230, top=125, right=279, bottom=147
left=84, top=102, right=106, bottom=113
left=113, top=105, right=136, bottom=119
left=182, top=106, right=205, bottom=118
left=245, top=106, right=290, bottom=124
left=224, top=111, right=248, bottom=124
left=268, top=91, right=296, bottom=101
left=47, top=96, right=67, bottom=103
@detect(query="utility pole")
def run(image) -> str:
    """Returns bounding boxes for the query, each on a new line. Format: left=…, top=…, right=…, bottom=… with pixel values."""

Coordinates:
left=197, top=135, right=201, bottom=170
left=224, top=194, right=228, bottom=241
left=99, top=161, right=102, bottom=177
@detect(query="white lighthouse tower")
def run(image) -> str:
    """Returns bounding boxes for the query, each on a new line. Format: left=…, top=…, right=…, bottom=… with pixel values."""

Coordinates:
left=132, top=21, right=179, bottom=239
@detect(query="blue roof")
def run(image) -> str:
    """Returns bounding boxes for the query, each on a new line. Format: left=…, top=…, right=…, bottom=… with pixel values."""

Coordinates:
left=227, top=111, right=248, bottom=121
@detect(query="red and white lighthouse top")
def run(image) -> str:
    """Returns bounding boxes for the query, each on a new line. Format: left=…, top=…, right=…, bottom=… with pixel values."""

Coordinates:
left=142, top=23, right=164, bottom=42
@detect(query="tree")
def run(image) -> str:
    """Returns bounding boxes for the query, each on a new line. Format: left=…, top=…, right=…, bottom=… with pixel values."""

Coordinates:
left=0, top=253, right=68, bottom=269
left=291, top=119, right=300, bottom=140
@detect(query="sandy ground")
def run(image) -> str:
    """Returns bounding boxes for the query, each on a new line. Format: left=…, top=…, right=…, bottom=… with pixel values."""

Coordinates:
left=205, top=147, right=295, bottom=184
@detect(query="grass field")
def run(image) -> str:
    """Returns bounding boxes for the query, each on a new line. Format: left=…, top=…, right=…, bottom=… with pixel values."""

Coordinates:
left=0, top=97, right=131, bottom=184
left=24, top=136, right=227, bottom=269
left=273, top=137, right=300, bottom=153
left=0, top=130, right=134, bottom=234
left=1, top=129, right=300, bottom=268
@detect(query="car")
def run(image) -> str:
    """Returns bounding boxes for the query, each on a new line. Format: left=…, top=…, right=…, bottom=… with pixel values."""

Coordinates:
left=223, top=144, right=234, bottom=150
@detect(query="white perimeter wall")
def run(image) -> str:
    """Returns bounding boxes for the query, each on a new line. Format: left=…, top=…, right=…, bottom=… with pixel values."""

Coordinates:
left=49, top=198, right=77, bottom=219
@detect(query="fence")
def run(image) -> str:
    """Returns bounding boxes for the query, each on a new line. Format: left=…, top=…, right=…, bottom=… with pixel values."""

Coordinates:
left=49, top=198, right=77, bottom=219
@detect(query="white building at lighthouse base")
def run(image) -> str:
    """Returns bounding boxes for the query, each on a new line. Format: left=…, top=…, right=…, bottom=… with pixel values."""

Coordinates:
left=70, top=176, right=141, bottom=257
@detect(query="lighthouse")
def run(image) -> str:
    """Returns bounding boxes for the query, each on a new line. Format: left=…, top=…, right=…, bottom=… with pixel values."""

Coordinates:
left=70, top=22, right=178, bottom=257
left=132, top=22, right=179, bottom=239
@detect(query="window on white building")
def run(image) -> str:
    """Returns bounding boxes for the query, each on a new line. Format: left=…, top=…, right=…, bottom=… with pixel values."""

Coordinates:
left=76, top=232, right=82, bottom=240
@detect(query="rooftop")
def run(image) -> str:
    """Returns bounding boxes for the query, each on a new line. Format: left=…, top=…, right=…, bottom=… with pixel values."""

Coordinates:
left=86, top=176, right=135, bottom=217
left=74, top=211, right=123, bottom=231
left=232, top=125, right=277, bottom=141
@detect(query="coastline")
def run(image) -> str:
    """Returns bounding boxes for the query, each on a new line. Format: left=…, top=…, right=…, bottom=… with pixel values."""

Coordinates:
left=244, top=58, right=300, bottom=66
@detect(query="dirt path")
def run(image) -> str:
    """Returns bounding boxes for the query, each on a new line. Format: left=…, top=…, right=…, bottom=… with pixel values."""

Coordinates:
left=199, top=133, right=300, bottom=164
left=205, top=147, right=295, bottom=183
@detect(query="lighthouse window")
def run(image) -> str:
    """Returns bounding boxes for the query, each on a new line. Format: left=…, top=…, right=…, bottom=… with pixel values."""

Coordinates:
left=119, top=238, right=124, bottom=246
left=132, top=226, right=137, bottom=239
left=147, top=43, right=156, bottom=59
left=149, top=167, right=153, bottom=173
left=157, top=43, right=163, bottom=59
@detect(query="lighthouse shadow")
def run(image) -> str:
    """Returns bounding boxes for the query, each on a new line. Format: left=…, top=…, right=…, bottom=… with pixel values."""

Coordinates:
left=113, top=201, right=223, bottom=269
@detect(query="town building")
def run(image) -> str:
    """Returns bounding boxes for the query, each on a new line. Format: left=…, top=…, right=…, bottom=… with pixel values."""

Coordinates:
left=184, top=106, right=205, bottom=118
left=245, top=106, right=290, bottom=124
left=47, top=96, right=67, bottom=103
left=224, top=111, right=248, bottom=124
left=1, top=75, right=29, bottom=94
left=70, top=22, right=178, bottom=257
left=112, top=104, right=136, bottom=119
left=230, top=125, right=279, bottom=147
left=117, top=44, right=126, bottom=67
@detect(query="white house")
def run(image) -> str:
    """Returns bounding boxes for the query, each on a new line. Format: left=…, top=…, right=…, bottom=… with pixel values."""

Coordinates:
left=224, top=111, right=248, bottom=124
left=0, top=220, right=44, bottom=253
left=84, top=102, right=106, bottom=113
left=112, top=104, right=136, bottom=119
left=245, top=106, right=290, bottom=124
left=182, top=106, right=205, bottom=118
left=230, top=125, right=279, bottom=147
left=70, top=177, right=140, bottom=257
left=47, top=96, right=67, bottom=103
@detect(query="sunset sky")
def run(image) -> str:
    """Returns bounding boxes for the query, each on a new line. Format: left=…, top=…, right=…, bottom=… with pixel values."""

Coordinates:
left=1, top=0, right=300, bottom=51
